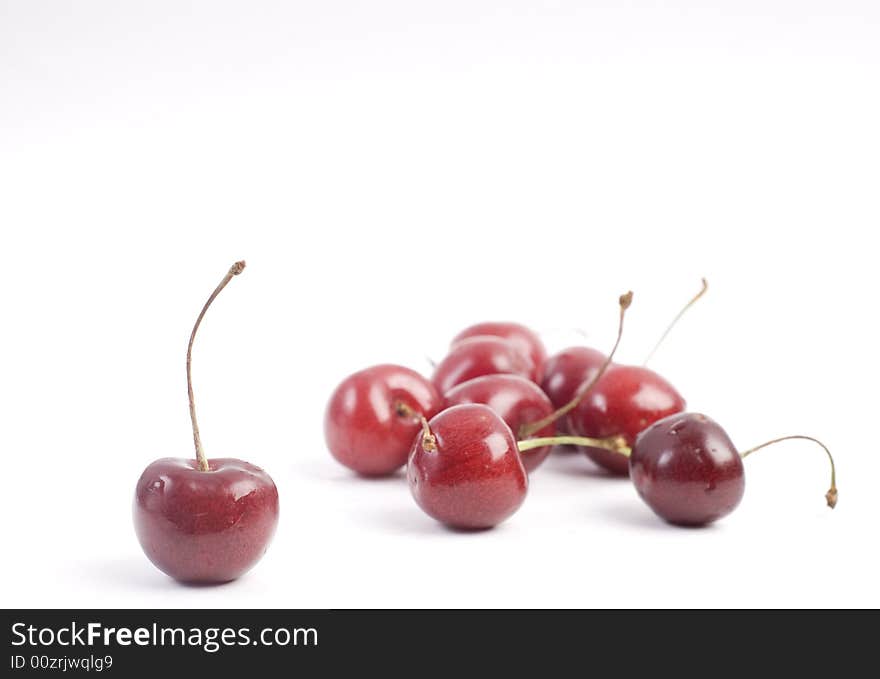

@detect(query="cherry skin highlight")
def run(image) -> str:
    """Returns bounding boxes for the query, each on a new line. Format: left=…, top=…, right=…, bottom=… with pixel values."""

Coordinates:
left=407, top=404, right=528, bottom=529
left=444, top=374, right=556, bottom=472
left=629, top=412, right=745, bottom=526
left=432, top=336, right=536, bottom=395
left=134, top=458, right=279, bottom=583
left=325, top=364, right=442, bottom=476
left=539, top=346, right=607, bottom=434
left=570, top=364, right=686, bottom=475
left=451, top=322, right=547, bottom=381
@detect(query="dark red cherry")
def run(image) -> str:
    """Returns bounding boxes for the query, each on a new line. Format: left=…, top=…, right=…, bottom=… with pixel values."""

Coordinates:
left=630, top=412, right=745, bottom=526
left=407, top=404, right=528, bottom=529
left=134, top=458, right=279, bottom=582
left=443, top=374, right=556, bottom=472
left=325, top=364, right=442, bottom=476
left=451, top=322, right=547, bottom=381
left=134, top=261, right=279, bottom=584
left=432, top=336, right=536, bottom=395
left=539, top=346, right=607, bottom=433
left=570, top=364, right=686, bottom=475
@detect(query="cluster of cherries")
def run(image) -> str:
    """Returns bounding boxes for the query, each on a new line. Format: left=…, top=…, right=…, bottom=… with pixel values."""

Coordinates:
left=131, top=263, right=836, bottom=586
left=325, top=282, right=837, bottom=530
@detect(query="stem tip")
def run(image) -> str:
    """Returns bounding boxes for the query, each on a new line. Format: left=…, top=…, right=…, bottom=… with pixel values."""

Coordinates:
left=826, top=487, right=838, bottom=509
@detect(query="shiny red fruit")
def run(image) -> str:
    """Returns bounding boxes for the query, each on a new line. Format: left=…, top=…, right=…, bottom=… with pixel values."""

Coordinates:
left=324, top=364, right=442, bottom=476
left=432, top=336, right=537, bottom=395
left=630, top=412, right=745, bottom=526
left=134, top=458, right=279, bottom=583
left=571, top=364, right=686, bottom=475
left=407, top=404, right=528, bottom=529
left=443, top=374, right=556, bottom=472
left=539, top=346, right=607, bottom=433
left=452, top=322, right=547, bottom=381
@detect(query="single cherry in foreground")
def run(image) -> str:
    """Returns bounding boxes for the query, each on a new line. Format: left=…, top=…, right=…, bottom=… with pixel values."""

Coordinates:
left=629, top=413, right=744, bottom=525
left=628, top=412, right=837, bottom=526
left=444, top=374, right=556, bottom=472
left=432, top=336, right=537, bottom=395
left=570, top=364, right=686, bottom=476
left=451, top=322, right=547, bottom=381
left=325, top=364, right=442, bottom=476
left=407, top=404, right=528, bottom=529
left=134, top=261, right=279, bottom=583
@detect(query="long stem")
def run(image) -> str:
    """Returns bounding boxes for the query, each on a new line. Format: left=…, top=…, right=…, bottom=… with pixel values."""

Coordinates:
left=740, top=435, right=838, bottom=508
left=643, top=278, right=707, bottom=365
left=187, top=260, right=246, bottom=471
left=519, top=291, right=633, bottom=439
left=517, top=435, right=631, bottom=456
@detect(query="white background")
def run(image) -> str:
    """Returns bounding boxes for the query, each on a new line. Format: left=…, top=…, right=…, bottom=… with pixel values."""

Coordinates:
left=2, top=1, right=878, bottom=608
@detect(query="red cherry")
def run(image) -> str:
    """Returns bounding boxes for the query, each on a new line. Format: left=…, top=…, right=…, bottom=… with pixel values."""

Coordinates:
left=539, top=346, right=607, bottom=433
left=133, top=261, right=279, bottom=583
left=629, top=413, right=745, bottom=526
left=443, top=374, right=556, bottom=472
left=629, top=413, right=838, bottom=526
left=407, top=404, right=528, bottom=529
left=324, top=364, right=442, bottom=476
left=570, top=364, right=686, bottom=476
left=432, top=336, right=536, bottom=395
left=451, top=322, right=547, bottom=381
left=134, top=458, right=279, bottom=582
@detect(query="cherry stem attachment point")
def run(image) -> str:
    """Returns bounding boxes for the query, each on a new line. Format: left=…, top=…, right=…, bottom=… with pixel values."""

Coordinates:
left=519, top=291, right=633, bottom=439
left=740, top=435, right=838, bottom=508
left=643, top=278, right=708, bottom=365
left=420, top=416, right=437, bottom=453
left=187, top=260, right=246, bottom=472
left=517, top=434, right=631, bottom=457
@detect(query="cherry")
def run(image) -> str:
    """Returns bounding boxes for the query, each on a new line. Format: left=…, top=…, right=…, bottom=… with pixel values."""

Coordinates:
left=324, top=364, right=442, bottom=476
left=629, top=412, right=744, bottom=525
left=443, top=374, right=556, bottom=472
left=134, top=261, right=279, bottom=583
left=539, top=346, right=607, bottom=433
left=407, top=404, right=528, bottom=529
left=431, top=336, right=536, bottom=395
left=570, top=364, right=686, bottom=475
left=628, top=412, right=837, bottom=526
left=539, top=281, right=706, bottom=474
left=451, top=322, right=547, bottom=381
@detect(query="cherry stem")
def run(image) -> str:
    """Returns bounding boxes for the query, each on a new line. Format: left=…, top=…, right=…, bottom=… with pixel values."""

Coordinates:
left=394, top=401, right=420, bottom=420
left=517, top=435, right=631, bottom=456
left=519, top=291, right=633, bottom=439
left=643, top=278, right=708, bottom=365
left=187, top=260, right=246, bottom=472
left=739, top=435, right=838, bottom=508
left=420, top=416, right=437, bottom=452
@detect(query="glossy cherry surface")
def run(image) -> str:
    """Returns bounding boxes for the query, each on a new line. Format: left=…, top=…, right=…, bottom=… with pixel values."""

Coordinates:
left=325, top=364, right=442, bottom=476
left=134, top=458, right=279, bottom=583
left=630, top=412, right=745, bottom=526
left=539, top=346, right=607, bottom=433
left=570, top=364, right=686, bottom=475
left=432, top=336, right=537, bottom=395
left=407, top=404, right=528, bottom=529
left=444, top=374, right=556, bottom=472
left=451, top=322, right=547, bottom=381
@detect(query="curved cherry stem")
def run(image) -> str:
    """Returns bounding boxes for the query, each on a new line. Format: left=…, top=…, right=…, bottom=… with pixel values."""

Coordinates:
left=519, top=291, right=633, bottom=439
left=420, top=416, right=438, bottom=452
left=740, top=435, right=837, bottom=508
left=517, top=434, right=631, bottom=456
left=187, top=260, right=246, bottom=472
left=643, top=278, right=708, bottom=365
